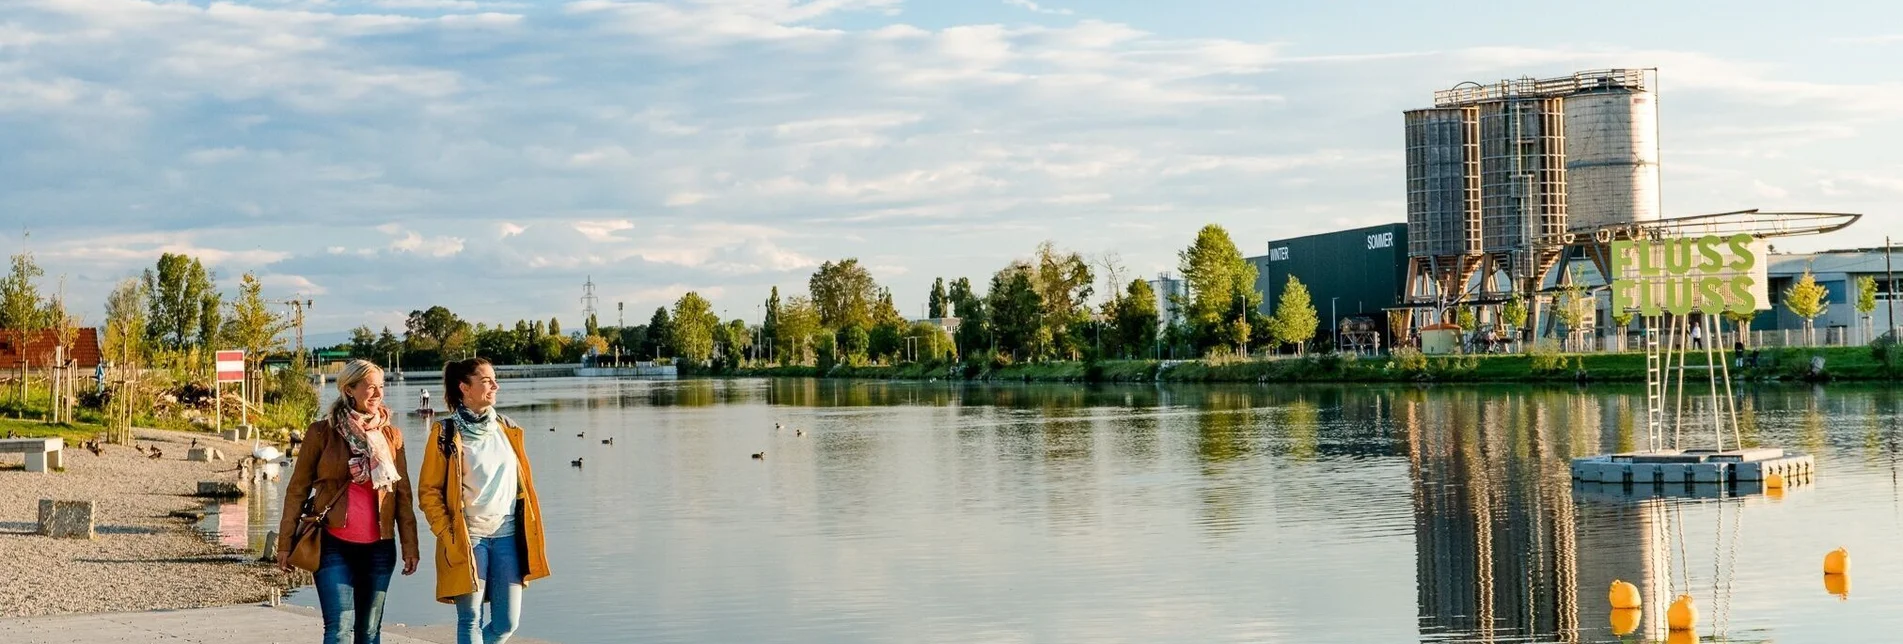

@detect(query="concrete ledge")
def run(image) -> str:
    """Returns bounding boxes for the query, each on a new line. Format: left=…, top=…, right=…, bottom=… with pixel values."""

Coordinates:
left=36, top=500, right=94, bottom=540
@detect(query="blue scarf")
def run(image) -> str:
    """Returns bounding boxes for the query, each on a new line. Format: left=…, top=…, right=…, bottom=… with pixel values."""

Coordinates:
left=451, top=405, right=499, bottom=442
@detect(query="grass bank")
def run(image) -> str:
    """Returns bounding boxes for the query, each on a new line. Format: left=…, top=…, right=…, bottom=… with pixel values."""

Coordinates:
left=730, top=345, right=1898, bottom=385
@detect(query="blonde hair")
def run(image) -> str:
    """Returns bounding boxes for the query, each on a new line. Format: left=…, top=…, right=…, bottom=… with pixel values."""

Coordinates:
left=327, top=359, right=386, bottom=422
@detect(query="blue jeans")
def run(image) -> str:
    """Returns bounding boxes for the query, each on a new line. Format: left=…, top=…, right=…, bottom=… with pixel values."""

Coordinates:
left=314, top=533, right=397, bottom=644
left=454, top=533, right=525, bottom=644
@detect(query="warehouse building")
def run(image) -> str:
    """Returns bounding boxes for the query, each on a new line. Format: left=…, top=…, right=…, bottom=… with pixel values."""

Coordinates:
left=1749, top=248, right=1903, bottom=345
left=1250, top=223, right=1409, bottom=350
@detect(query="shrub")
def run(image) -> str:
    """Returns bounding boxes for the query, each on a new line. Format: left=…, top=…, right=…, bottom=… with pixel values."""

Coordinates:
left=1389, top=346, right=1427, bottom=374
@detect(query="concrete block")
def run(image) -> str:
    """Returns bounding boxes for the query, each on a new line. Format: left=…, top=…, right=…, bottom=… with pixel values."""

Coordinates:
left=195, top=481, right=245, bottom=498
left=37, top=499, right=94, bottom=539
left=1658, top=463, right=1690, bottom=485
left=187, top=447, right=224, bottom=462
left=1629, top=463, right=1663, bottom=485
left=1692, top=463, right=1727, bottom=484
left=261, top=530, right=279, bottom=562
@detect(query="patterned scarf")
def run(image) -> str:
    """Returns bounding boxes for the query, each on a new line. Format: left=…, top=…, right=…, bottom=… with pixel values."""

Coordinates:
left=335, top=404, right=402, bottom=491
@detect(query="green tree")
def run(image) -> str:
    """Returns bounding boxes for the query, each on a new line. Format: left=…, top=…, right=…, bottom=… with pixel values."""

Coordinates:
left=1501, top=293, right=1529, bottom=337
left=548, top=317, right=562, bottom=337
left=907, top=322, right=953, bottom=361
left=404, top=306, right=467, bottom=352
left=1554, top=270, right=1590, bottom=350
left=838, top=324, right=870, bottom=364
left=349, top=325, right=377, bottom=359
left=809, top=259, right=879, bottom=329
left=1856, top=274, right=1878, bottom=342
left=1111, top=279, right=1160, bottom=359
left=948, top=277, right=980, bottom=319
left=670, top=292, right=718, bottom=364
left=1784, top=269, right=1829, bottom=346
left=142, top=253, right=216, bottom=352
left=1611, top=311, right=1635, bottom=351
left=1177, top=224, right=1259, bottom=352
left=644, top=307, right=673, bottom=360
left=762, top=287, right=781, bottom=360
left=585, top=314, right=600, bottom=338
left=0, top=252, right=49, bottom=368
left=103, top=278, right=149, bottom=367
left=725, top=319, right=752, bottom=362
left=197, top=289, right=222, bottom=351
left=1269, top=275, right=1318, bottom=354
left=775, top=297, right=819, bottom=365
left=373, top=327, right=401, bottom=362
left=986, top=263, right=1043, bottom=360
left=1032, top=241, right=1094, bottom=360
left=475, top=326, right=523, bottom=364
left=219, top=272, right=289, bottom=377
left=928, top=278, right=949, bottom=319
left=1455, top=307, right=1476, bottom=333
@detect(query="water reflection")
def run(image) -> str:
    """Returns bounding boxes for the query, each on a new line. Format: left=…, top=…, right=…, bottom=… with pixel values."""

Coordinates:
left=252, top=378, right=1900, bottom=644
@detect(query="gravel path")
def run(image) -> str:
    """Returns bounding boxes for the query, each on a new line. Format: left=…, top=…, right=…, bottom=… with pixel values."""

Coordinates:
left=0, top=428, right=297, bottom=618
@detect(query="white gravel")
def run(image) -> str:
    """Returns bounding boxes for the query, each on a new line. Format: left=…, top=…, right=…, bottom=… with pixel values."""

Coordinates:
left=0, top=428, right=298, bottom=618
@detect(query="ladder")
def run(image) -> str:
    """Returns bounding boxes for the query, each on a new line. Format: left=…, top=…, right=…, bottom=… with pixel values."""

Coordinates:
left=1643, top=321, right=1665, bottom=452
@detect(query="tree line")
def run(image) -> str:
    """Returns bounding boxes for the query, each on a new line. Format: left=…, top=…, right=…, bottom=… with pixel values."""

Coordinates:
left=12, top=222, right=1325, bottom=385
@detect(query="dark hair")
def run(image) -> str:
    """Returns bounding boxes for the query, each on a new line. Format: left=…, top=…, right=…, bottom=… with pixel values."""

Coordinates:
left=443, top=357, right=494, bottom=410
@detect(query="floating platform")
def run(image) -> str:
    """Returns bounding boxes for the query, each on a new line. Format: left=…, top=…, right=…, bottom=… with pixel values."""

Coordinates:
left=1570, top=448, right=1814, bottom=489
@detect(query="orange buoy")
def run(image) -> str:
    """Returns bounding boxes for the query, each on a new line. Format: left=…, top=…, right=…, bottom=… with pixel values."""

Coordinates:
left=1766, top=484, right=1786, bottom=501
left=1825, top=547, right=1850, bottom=575
left=1765, top=472, right=1786, bottom=489
left=1667, top=594, right=1697, bottom=631
left=1609, top=607, right=1642, bottom=636
left=1608, top=579, right=1642, bottom=609
left=1824, top=573, right=1850, bottom=600
left=1667, top=629, right=1701, bottom=644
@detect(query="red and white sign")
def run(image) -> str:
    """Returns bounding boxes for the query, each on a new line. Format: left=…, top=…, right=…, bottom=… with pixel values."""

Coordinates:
left=215, top=350, right=245, bottom=383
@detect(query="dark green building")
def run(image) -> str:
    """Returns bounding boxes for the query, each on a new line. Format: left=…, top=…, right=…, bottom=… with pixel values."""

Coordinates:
left=1249, top=223, right=1409, bottom=347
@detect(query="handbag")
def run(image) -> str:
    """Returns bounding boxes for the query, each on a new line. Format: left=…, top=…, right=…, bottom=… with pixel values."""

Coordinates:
left=284, top=484, right=349, bottom=572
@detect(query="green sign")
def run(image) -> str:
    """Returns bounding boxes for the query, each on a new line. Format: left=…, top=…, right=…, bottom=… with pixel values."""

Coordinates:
left=1609, top=234, right=1767, bottom=317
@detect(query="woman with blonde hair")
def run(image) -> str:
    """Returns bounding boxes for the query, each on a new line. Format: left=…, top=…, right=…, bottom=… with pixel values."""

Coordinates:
left=276, top=359, right=420, bottom=644
left=420, top=357, right=550, bottom=644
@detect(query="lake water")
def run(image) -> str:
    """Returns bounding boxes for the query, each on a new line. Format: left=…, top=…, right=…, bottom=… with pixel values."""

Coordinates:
left=221, top=377, right=1903, bottom=643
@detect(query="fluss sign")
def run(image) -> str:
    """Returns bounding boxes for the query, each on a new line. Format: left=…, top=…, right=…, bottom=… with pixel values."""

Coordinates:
left=1608, top=234, right=1769, bottom=316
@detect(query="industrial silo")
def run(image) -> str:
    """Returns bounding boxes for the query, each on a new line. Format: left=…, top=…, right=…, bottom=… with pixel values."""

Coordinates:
left=1563, top=82, right=1660, bottom=229
left=1404, top=107, right=1481, bottom=257
left=1479, top=96, right=1568, bottom=256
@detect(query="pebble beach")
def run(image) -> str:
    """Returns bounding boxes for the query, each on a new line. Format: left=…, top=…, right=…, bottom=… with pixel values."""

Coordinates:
left=0, top=428, right=297, bottom=618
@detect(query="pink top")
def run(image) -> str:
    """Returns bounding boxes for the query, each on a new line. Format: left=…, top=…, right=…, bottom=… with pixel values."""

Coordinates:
left=326, top=480, right=382, bottom=544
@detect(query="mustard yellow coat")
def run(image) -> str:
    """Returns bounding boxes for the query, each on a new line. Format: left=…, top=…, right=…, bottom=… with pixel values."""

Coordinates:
left=418, top=415, right=551, bottom=603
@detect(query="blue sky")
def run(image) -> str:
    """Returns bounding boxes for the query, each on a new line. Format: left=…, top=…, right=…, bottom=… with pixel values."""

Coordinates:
left=4, top=0, right=1900, bottom=338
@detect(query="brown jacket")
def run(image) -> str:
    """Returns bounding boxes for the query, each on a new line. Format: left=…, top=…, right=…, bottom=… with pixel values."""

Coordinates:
left=418, top=415, right=550, bottom=603
left=274, top=417, right=421, bottom=563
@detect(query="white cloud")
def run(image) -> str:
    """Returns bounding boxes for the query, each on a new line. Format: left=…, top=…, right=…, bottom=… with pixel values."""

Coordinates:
left=6, top=0, right=1902, bottom=329
left=572, top=219, right=634, bottom=241
left=1003, top=0, right=1073, bottom=16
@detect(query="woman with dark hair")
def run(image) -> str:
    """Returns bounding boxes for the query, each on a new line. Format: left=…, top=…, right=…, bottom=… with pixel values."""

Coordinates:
left=276, top=359, right=421, bottom=644
left=419, top=357, right=551, bottom=644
